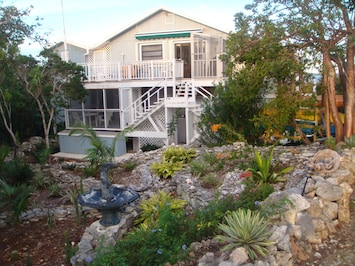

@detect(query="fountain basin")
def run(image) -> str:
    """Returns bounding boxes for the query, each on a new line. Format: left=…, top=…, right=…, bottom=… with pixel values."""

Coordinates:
left=78, top=185, right=139, bottom=226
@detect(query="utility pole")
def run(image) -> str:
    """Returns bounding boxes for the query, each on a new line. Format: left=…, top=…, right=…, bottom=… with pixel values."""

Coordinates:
left=61, top=0, right=68, bottom=62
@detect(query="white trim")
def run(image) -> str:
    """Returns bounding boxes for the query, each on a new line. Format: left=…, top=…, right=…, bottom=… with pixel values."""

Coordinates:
left=135, top=28, right=203, bottom=38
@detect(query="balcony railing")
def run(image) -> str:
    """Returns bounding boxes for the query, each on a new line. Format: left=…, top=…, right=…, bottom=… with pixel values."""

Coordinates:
left=80, top=60, right=183, bottom=82
left=79, top=59, right=224, bottom=82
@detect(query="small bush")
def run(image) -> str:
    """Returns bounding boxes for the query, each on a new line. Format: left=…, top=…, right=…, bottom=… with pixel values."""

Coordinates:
left=184, top=195, right=241, bottom=242
left=141, top=143, right=160, bottom=152
left=83, top=166, right=99, bottom=178
left=163, top=146, right=197, bottom=164
left=32, top=144, right=52, bottom=164
left=31, top=172, right=51, bottom=189
left=199, top=173, right=221, bottom=188
left=0, top=145, right=11, bottom=169
left=121, top=160, right=137, bottom=171
left=189, top=159, right=210, bottom=177
left=150, top=159, right=184, bottom=179
left=136, top=190, right=186, bottom=225
left=2, top=158, right=34, bottom=185
left=0, top=178, right=34, bottom=222
left=237, top=179, right=274, bottom=210
left=48, top=182, right=61, bottom=197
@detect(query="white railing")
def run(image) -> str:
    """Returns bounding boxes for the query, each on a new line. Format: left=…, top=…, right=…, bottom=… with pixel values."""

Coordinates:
left=194, top=59, right=218, bottom=78
left=121, top=83, right=166, bottom=127
left=80, top=60, right=183, bottom=82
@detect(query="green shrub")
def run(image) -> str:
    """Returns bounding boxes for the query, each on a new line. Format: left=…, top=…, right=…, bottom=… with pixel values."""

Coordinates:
left=150, top=159, right=184, bottom=179
left=237, top=179, right=274, bottom=211
left=0, top=178, right=33, bottom=222
left=94, top=206, right=189, bottom=266
left=119, top=207, right=188, bottom=265
left=48, top=182, right=61, bottom=197
left=32, top=143, right=52, bottom=164
left=183, top=195, right=241, bottom=242
left=90, top=243, right=128, bottom=266
left=135, top=190, right=186, bottom=225
left=343, top=135, right=355, bottom=149
left=2, top=158, right=34, bottom=185
left=150, top=146, right=197, bottom=179
left=120, top=160, right=137, bottom=171
left=217, top=209, right=273, bottom=261
left=141, top=143, right=160, bottom=152
left=0, top=145, right=11, bottom=169
left=31, top=171, right=51, bottom=189
left=201, top=152, right=219, bottom=165
left=83, top=166, right=99, bottom=178
left=163, top=146, right=197, bottom=164
left=198, top=173, right=221, bottom=188
left=189, top=159, right=210, bottom=177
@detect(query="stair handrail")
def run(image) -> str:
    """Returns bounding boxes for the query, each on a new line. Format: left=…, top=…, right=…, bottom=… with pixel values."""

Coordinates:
left=194, top=85, right=213, bottom=99
left=121, top=79, right=166, bottom=126
left=176, top=82, right=213, bottom=100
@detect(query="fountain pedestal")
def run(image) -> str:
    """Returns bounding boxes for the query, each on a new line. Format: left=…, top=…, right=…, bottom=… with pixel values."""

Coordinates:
left=78, top=163, right=140, bottom=226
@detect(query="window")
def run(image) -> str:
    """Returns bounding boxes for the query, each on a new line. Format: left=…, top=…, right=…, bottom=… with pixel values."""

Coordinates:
left=141, top=44, right=163, bottom=60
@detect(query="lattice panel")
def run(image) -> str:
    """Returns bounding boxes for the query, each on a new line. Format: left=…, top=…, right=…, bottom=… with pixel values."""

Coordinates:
left=88, top=54, right=94, bottom=64
left=104, top=45, right=112, bottom=63
left=139, top=137, right=165, bottom=149
left=135, top=108, right=166, bottom=132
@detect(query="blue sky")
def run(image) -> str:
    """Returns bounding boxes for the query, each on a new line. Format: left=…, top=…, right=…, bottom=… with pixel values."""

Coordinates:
left=5, top=0, right=252, bottom=56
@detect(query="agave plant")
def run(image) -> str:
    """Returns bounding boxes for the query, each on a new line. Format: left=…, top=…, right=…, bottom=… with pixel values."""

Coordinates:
left=216, top=208, right=274, bottom=261
left=246, top=147, right=293, bottom=184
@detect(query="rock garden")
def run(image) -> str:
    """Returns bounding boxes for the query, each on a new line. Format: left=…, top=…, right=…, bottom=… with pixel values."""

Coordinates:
left=1, top=137, right=355, bottom=266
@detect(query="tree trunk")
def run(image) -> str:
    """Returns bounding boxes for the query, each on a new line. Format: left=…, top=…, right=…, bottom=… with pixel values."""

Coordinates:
left=323, top=75, right=331, bottom=139
left=344, top=39, right=355, bottom=138
left=324, top=51, right=343, bottom=142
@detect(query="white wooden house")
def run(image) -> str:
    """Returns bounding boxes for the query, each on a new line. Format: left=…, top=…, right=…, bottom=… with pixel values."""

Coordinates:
left=57, top=8, right=228, bottom=156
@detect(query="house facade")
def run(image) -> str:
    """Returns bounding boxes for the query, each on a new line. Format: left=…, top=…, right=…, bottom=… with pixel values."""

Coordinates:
left=57, top=8, right=228, bottom=156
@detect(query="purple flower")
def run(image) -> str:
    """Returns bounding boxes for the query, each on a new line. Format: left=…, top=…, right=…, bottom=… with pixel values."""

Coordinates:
left=255, top=201, right=260, bottom=206
left=182, top=244, right=187, bottom=251
left=157, top=249, right=163, bottom=255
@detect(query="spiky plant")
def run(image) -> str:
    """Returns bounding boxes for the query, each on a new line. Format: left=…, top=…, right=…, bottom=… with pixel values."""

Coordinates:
left=246, top=147, right=293, bottom=184
left=216, top=208, right=274, bottom=261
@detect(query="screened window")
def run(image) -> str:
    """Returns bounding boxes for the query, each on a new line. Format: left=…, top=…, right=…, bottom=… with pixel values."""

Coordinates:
left=141, top=44, right=163, bottom=60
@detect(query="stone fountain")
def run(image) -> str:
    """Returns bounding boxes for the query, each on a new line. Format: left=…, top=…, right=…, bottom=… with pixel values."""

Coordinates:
left=78, top=163, right=140, bottom=226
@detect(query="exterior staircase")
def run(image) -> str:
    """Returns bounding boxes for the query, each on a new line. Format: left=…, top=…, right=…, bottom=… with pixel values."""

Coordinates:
left=122, top=80, right=214, bottom=144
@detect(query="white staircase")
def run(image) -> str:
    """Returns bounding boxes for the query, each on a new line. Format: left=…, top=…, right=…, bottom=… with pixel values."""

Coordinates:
left=122, top=80, right=214, bottom=144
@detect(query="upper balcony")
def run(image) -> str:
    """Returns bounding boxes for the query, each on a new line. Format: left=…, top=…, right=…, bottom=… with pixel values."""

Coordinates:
left=79, top=59, right=224, bottom=83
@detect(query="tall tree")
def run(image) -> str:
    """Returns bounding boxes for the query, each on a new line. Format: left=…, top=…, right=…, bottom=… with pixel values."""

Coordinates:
left=0, top=4, right=38, bottom=146
left=248, top=0, right=355, bottom=142
left=17, top=49, right=88, bottom=148
left=198, top=14, right=313, bottom=145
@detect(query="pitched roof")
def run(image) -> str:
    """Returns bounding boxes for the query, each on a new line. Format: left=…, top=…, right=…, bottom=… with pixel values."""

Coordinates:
left=90, top=7, right=228, bottom=50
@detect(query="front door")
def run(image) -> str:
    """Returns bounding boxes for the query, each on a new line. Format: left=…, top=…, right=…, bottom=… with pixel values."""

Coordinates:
left=175, top=43, right=191, bottom=78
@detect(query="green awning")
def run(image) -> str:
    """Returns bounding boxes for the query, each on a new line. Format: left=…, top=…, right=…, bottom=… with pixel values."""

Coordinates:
left=136, top=32, right=190, bottom=40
